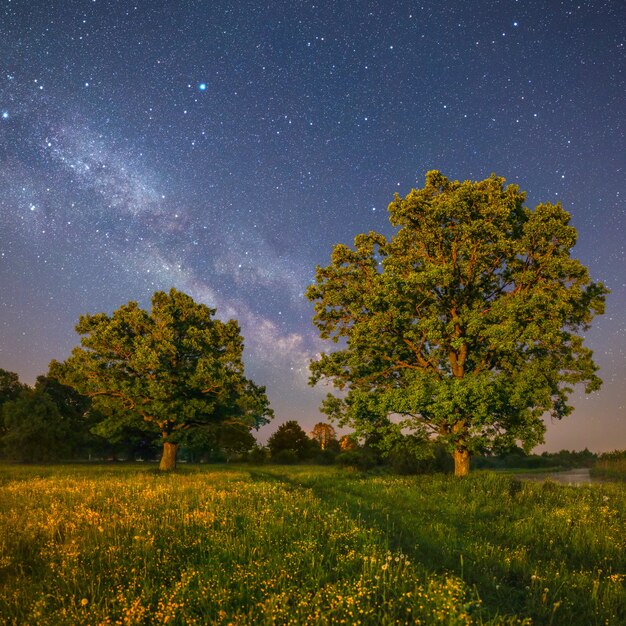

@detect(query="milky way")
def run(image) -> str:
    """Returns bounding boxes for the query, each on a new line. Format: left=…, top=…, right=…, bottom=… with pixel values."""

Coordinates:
left=0, top=1, right=624, bottom=449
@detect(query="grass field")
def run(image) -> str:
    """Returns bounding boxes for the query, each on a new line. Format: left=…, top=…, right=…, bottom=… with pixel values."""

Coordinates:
left=0, top=465, right=624, bottom=625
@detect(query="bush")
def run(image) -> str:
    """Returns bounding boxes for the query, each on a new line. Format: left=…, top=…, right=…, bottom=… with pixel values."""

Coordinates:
left=336, top=448, right=378, bottom=471
left=314, top=448, right=338, bottom=465
left=388, top=444, right=425, bottom=475
left=2, top=390, right=71, bottom=462
left=474, top=453, right=556, bottom=470
left=592, top=450, right=626, bottom=480
left=268, top=421, right=312, bottom=461
left=388, top=442, right=454, bottom=475
left=272, top=449, right=299, bottom=465
left=247, top=446, right=269, bottom=464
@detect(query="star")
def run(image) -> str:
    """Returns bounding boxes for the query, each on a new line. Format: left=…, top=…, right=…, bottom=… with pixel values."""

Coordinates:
left=0, top=0, right=622, bottom=454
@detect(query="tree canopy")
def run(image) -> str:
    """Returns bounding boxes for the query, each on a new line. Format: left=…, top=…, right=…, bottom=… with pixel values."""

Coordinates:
left=52, top=288, right=273, bottom=470
left=310, top=422, right=338, bottom=450
left=267, top=420, right=312, bottom=462
left=0, top=369, right=27, bottom=407
left=307, top=171, right=608, bottom=476
left=2, top=389, right=70, bottom=462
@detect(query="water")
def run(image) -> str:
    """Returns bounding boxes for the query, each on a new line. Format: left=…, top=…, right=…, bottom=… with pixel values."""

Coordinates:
left=513, top=468, right=602, bottom=485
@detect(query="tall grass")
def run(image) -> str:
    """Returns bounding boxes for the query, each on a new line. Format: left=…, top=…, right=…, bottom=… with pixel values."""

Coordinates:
left=592, top=451, right=626, bottom=481
left=0, top=464, right=624, bottom=625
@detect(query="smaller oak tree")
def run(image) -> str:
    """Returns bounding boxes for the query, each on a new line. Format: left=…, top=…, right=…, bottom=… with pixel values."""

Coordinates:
left=53, top=288, right=272, bottom=470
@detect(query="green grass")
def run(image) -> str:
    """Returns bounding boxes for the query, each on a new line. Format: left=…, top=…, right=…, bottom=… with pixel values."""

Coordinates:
left=0, top=465, right=624, bottom=625
left=591, top=458, right=626, bottom=481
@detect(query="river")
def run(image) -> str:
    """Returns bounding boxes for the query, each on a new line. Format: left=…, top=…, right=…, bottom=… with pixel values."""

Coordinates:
left=512, top=468, right=604, bottom=485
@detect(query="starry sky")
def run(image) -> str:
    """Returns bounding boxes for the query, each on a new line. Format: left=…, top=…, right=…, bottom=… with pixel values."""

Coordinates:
left=1, top=0, right=624, bottom=452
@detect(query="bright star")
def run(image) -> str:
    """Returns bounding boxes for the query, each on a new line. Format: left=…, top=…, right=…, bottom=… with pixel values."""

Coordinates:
left=199, top=83, right=207, bottom=91
left=1, top=112, right=8, bottom=119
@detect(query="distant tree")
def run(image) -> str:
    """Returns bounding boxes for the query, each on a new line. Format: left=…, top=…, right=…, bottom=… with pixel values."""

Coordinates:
left=35, top=375, right=89, bottom=421
left=268, top=420, right=312, bottom=461
left=90, top=415, right=161, bottom=461
left=0, top=369, right=27, bottom=407
left=310, top=422, right=337, bottom=450
left=2, top=389, right=71, bottom=462
left=0, top=369, right=28, bottom=441
left=388, top=434, right=438, bottom=475
left=34, top=375, right=97, bottom=457
left=247, top=445, right=269, bottom=464
left=308, top=171, right=608, bottom=476
left=52, top=289, right=273, bottom=470
left=180, top=420, right=258, bottom=462
left=218, top=421, right=257, bottom=459
left=339, top=434, right=359, bottom=451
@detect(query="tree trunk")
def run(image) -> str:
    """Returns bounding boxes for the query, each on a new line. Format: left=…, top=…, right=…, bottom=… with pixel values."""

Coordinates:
left=159, top=442, right=178, bottom=471
left=453, top=447, right=470, bottom=477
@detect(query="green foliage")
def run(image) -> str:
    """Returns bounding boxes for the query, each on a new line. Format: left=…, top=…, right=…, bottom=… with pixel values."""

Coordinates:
left=52, top=289, right=273, bottom=467
left=0, top=369, right=27, bottom=406
left=247, top=445, right=269, bottom=464
left=388, top=438, right=454, bottom=475
left=336, top=448, right=379, bottom=471
left=272, top=448, right=299, bottom=464
left=1, top=389, right=71, bottom=462
left=314, top=447, right=339, bottom=465
left=33, top=375, right=109, bottom=458
left=307, top=171, right=608, bottom=473
left=474, top=448, right=598, bottom=471
left=267, top=420, right=312, bottom=461
left=0, top=372, right=128, bottom=462
left=310, top=422, right=338, bottom=450
left=473, top=453, right=555, bottom=471
left=592, top=450, right=626, bottom=481
left=0, top=369, right=28, bottom=440
left=217, top=421, right=257, bottom=457
left=179, top=420, right=258, bottom=462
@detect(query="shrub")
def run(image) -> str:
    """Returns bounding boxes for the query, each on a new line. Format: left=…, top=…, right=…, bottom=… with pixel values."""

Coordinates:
left=272, top=449, right=299, bottom=465
left=314, top=448, right=338, bottom=465
left=247, top=445, right=269, bottom=464
left=336, top=448, right=378, bottom=471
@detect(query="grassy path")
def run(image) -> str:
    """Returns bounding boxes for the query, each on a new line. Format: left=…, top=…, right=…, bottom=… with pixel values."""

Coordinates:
left=260, top=467, right=626, bottom=624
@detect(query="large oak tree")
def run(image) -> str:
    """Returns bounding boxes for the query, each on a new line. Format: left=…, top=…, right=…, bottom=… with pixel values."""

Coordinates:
left=53, top=288, right=273, bottom=470
left=307, top=171, right=608, bottom=476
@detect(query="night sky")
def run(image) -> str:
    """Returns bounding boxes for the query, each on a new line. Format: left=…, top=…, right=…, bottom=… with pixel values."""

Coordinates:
left=1, top=1, right=624, bottom=451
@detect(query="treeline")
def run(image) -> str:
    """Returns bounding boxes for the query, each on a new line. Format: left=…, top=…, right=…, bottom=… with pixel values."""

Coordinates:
left=0, top=373, right=445, bottom=470
left=472, top=447, right=599, bottom=470
left=0, top=367, right=263, bottom=463
left=0, top=369, right=159, bottom=462
left=0, top=369, right=610, bottom=475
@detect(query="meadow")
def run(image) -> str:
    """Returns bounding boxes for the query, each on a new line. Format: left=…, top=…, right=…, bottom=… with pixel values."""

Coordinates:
left=0, top=465, right=624, bottom=625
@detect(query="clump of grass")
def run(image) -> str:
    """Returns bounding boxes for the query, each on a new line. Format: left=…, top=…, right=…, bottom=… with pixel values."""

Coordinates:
left=591, top=450, right=626, bottom=481
left=0, top=464, right=624, bottom=625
